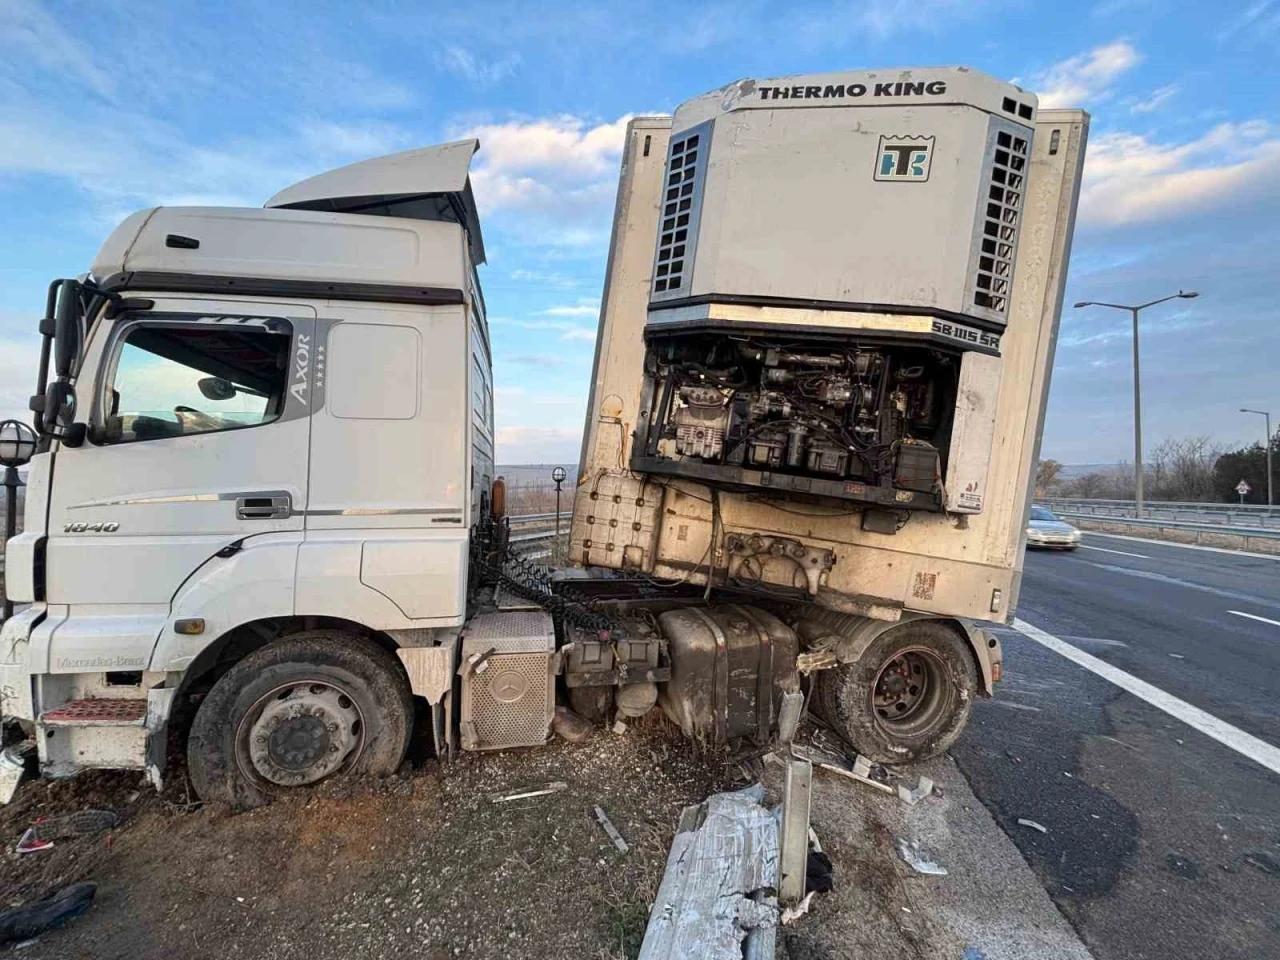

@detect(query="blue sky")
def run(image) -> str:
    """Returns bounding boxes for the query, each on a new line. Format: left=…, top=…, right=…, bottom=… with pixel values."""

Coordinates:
left=2, top=0, right=1278, bottom=465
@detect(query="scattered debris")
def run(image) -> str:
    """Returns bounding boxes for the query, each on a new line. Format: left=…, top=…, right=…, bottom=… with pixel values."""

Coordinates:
left=552, top=706, right=593, bottom=743
left=638, top=785, right=778, bottom=959
left=796, top=650, right=839, bottom=674
left=0, top=743, right=33, bottom=805
left=489, top=782, right=568, bottom=804
left=1168, top=653, right=1185, bottom=660
left=806, top=848, right=834, bottom=894
left=781, top=891, right=815, bottom=925
left=31, top=808, right=120, bottom=840
left=592, top=805, right=629, bottom=854
left=778, top=757, right=813, bottom=905
left=0, top=882, right=96, bottom=945
left=1017, top=818, right=1048, bottom=834
left=897, top=776, right=934, bottom=805
left=612, top=718, right=628, bottom=736
left=795, top=744, right=895, bottom=795
left=15, top=828, right=52, bottom=855
left=1006, top=751, right=1022, bottom=764
left=895, top=838, right=948, bottom=876
left=1063, top=772, right=1074, bottom=779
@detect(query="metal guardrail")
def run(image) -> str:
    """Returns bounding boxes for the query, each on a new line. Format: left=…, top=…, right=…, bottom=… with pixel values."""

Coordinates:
left=1041, top=497, right=1279, bottom=530
left=1049, top=511, right=1280, bottom=540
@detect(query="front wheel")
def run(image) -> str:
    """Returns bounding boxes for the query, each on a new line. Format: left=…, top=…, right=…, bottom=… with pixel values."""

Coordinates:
left=187, top=631, right=413, bottom=808
left=815, top=621, right=977, bottom=764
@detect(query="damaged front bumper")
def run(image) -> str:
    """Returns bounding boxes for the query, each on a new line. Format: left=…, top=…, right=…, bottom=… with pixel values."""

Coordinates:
left=1, top=604, right=43, bottom=721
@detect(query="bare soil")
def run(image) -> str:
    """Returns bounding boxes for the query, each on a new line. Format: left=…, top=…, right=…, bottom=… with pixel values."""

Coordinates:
left=0, top=714, right=737, bottom=960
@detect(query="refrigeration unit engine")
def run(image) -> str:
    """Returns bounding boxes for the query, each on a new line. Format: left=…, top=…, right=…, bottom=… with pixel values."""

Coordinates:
left=630, top=67, right=1037, bottom=514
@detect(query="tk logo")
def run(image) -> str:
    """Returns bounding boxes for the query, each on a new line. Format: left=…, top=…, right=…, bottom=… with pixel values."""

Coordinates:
left=874, top=136, right=934, bottom=182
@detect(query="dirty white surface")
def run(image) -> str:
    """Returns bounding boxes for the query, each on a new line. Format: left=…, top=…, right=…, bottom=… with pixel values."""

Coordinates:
left=639, top=785, right=778, bottom=959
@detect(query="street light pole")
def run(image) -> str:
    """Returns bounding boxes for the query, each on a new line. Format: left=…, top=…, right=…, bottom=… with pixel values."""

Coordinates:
left=0, top=419, right=39, bottom=622
left=1074, top=291, right=1200, bottom=519
left=1240, top=408, right=1273, bottom=510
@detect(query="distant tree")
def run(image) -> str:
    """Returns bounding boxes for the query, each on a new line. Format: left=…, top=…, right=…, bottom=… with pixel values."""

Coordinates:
left=1035, top=459, right=1063, bottom=496
left=1213, top=428, right=1278, bottom=504
left=1147, top=436, right=1223, bottom=502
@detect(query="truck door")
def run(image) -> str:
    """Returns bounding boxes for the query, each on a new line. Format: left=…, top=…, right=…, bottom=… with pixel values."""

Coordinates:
left=40, top=305, right=316, bottom=672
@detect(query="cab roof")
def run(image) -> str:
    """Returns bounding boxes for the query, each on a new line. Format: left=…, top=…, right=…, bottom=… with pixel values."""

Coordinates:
left=265, top=138, right=486, bottom=265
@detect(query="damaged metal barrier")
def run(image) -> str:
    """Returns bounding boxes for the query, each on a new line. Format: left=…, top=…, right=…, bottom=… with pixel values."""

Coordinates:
left=638, top=784, right=779, bottom=959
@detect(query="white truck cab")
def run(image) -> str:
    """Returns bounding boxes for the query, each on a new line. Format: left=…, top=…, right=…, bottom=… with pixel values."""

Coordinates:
left=2, top=140, right=495, bottom=803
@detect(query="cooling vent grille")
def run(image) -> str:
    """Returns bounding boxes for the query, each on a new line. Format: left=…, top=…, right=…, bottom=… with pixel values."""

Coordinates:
left=972, top=126, right=1030, bottom=317
left=467, top=653, right=554, bottom=750
left=653, top=122, right=711, bottom=296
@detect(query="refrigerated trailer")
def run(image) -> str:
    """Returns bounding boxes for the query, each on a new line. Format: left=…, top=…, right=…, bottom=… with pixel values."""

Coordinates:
left=0, top=68, right=1087, bottom=806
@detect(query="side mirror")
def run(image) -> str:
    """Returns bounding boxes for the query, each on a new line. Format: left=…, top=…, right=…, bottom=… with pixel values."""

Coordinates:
left=53, top=279, right=82, bottom=379
left=198, top=377, right=237, bottom=401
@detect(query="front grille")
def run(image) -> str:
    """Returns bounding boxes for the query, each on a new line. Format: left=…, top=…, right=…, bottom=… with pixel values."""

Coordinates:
left=972, top=120, right=1031, bottom=319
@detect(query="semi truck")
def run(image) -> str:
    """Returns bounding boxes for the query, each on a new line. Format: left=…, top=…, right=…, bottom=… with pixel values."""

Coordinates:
left=0, top=68, right=1088, bottom=808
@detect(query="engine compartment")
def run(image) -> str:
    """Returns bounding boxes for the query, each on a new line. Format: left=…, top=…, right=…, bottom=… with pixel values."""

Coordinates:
left=631, top=330, right=961, bottom=510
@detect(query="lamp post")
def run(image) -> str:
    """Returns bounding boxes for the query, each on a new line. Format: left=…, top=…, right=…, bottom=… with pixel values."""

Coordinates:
left=1239, top=408, right=1273, bottom=510
left=1073, top=291, right=1200, bottom=518
left=551, top=466, right=567, bottom=545
left=1, top=420, right=38, bottom=621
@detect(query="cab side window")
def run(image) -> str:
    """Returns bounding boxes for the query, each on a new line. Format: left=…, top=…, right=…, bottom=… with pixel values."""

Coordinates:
left=102, top=322, right=292, bottom=443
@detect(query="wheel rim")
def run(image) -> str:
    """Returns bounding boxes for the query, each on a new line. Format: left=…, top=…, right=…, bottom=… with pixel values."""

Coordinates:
left=871, top=647, right=951, bottom=737
left=234, top=681, right=365, bottom=790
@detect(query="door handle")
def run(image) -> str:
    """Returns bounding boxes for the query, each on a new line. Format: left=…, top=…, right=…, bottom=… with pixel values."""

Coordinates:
left=236, top=495, right=291, bottom=520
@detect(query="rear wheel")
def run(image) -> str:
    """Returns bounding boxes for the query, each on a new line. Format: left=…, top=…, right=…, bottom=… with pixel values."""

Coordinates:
left=187, top=631, right=413, bottom=808
left=816, top=621, right=977, bottom=764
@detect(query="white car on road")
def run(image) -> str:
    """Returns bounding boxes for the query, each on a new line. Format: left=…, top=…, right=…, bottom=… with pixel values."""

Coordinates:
left=1026, top=505, right=1082, bottom=550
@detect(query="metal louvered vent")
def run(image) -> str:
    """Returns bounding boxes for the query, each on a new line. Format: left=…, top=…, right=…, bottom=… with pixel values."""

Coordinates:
left=467, top=653, right=554, bottom=749
left=972, top=124, right=1031, bottom=318
left=653, top=121, right=711, bottom=297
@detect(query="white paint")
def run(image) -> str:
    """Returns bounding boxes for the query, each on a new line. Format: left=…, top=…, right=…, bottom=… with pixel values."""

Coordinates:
left=1013, top=617, right=1280, bottom=777
left=1078, top=544, right=1149, bottom=559
left=1228, top=610, right=1280, bottom=628
left=1084, top=532, right=1280, bottom=562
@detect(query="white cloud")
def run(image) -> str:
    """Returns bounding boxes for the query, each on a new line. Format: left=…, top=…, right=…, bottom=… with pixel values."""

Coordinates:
left=1080, top=121, right=1280, bottom=227
left=852, top=0, right=984, bottom=39
left=466, top=115, right=630, bottom=178
left=542, top=299, right=600, bottom=318
left=1030, top=41, right=1141, bottom=108
left=458, top=114, right=631, bottom=246
left=495, top=317, right=598, bottom=343
left=509, top=269, right=581, bottom=288
left=1127, top=84, right=1178, bottom=114
left=1217, top=0, right=1280, bottom=42
left=434, top=45, right=520, bottom=86
left=0, top=0, right=116, bottom=101
left=495, top=425, right=583, bottom=463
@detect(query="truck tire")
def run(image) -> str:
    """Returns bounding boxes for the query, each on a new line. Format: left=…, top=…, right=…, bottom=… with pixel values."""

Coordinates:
left=815, top=620, right=977, bottom=765
left=187, top=631, right=413, bottom=808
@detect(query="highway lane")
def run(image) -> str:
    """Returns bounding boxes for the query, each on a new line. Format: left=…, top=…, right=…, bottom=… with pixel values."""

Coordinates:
left=952, top=532, right=1280, bottom=960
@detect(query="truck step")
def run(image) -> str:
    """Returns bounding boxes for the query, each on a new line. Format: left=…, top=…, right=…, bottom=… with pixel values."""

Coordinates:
left=40, top=698, right=148, bottom=726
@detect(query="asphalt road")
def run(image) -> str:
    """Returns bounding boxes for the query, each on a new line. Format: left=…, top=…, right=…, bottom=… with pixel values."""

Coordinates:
left=952, top=532, right=1280, bottom=960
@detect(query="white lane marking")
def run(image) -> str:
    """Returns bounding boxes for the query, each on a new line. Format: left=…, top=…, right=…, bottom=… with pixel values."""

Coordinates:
left=1078, top=544, right=1149, bottom=559
left=1013, top=617, right=1280, bottom=777
left=1084, top=532, right=1280, bottom=562
left=1228, top=610, right=1280, bottom=627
